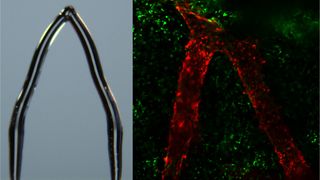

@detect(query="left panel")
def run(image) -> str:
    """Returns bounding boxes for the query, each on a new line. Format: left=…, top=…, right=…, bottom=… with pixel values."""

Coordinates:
left=1, top=1, right=132, bottom=179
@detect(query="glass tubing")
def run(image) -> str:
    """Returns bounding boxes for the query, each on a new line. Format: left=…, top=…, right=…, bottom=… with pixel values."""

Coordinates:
left=9, top=6, right=123, bottom=180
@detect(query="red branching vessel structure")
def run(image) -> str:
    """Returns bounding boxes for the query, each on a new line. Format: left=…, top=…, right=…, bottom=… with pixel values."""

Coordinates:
left=162, top=2, right=314, bottom=179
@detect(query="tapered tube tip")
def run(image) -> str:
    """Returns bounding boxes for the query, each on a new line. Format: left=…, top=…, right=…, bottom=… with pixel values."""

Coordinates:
left=61, top=5, right=75, bottom=17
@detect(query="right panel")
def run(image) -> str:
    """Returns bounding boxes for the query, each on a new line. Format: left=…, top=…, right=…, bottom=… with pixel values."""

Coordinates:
left=133, top=0, right=319, bottom=179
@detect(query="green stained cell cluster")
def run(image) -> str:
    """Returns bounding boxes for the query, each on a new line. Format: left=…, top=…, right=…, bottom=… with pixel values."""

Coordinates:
left=189, top=0, right=223, bottom=15
left=188, top=0, right=239, bottom=28
left=273, top=10, right=319, bottom=44
left=133, top=99, right=146, bottom=120
left=144, top=157, right=160, bottom=178
left=307, top=131, right=319, bottom=145
left=135, top=1, right=186, bottom=36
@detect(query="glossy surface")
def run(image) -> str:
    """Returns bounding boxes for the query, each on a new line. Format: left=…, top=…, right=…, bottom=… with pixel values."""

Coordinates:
left=8, top=6, right=123, bottom=180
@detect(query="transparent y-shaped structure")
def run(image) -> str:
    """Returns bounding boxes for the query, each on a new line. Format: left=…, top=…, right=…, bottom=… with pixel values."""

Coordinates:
left=9, top=6, right=123, bottom=180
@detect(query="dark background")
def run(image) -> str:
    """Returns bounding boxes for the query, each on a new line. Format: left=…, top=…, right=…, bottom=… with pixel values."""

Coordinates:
left=134, top=0, right=318, bottom=179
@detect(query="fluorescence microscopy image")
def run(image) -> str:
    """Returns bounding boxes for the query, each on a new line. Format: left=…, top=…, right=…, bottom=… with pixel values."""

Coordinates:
left=133, top=0, right=318, bottom=179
